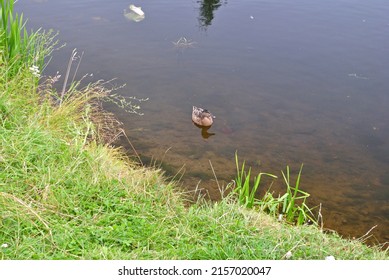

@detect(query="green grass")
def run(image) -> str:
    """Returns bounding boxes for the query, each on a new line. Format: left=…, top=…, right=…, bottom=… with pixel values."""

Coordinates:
left=1, top=0, right=57, bottom=78
left=0, top=6, right=388, bottom=260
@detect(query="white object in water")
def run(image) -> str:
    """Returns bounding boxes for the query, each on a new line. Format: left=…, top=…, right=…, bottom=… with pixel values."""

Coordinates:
left=124, top=11, right=145, bottom=22
left=129, top=4, right=144, bottom=16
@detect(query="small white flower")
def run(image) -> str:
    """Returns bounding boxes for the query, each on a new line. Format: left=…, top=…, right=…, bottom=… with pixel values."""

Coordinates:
left=278, top=214, right=283, bottom=222
left=1, top=243, right=9, bottom=248
left=285, top=251, right=292, bottom=259
left=325, top=255, right=335, bottom=260
left=29, top=65, right=40, bottom=78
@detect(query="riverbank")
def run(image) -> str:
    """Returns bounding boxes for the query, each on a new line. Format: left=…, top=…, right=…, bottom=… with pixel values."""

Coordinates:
left=1, top=2, right=387, bottom=259
left=0, top=61, right=388, bottom=259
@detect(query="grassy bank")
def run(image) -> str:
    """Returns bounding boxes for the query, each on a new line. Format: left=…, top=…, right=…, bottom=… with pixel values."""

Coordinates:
left=1, top=3, right=388, bottom=260
left=1, top=56, right=388, bottom=261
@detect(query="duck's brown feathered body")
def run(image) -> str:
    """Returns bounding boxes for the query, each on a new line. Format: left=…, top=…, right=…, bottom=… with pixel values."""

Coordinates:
left=192, top=106, right=215, bottom=127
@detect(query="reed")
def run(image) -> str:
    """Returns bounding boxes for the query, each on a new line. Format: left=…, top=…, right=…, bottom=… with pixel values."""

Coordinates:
left=0, top=0, right=57, bottom=77
left=1, top=0, right=24, bottom=61
left=233, top=153, right=316, bottom=226
left=280, top=165, right=317, bottom=225
left=234, top=152, right=277, bottom=208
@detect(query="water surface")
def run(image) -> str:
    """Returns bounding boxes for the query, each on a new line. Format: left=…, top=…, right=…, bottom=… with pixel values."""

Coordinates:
left=18, top=0, right=389, bottom=244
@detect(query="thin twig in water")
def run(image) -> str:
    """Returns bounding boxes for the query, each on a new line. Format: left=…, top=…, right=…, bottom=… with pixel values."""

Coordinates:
left=357, top=225, right=378, bottom=242
left=170, top=164, right=186, bottom=184
left=317, top=203, right=324, bottom=231
left=158, top=147, right=172, bottom=169
left=194, top=180, right=201, bottom=195
left=122, top=129, right=143, bottom=166
left=209, top=160, right=223, bottom=197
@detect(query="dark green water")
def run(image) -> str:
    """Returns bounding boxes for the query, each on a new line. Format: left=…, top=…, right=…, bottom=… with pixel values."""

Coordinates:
left=18, top=0, right=389, bottom=245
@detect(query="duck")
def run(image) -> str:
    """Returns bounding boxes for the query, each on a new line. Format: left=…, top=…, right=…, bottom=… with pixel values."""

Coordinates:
left=192, top=106, right=215, bottom=127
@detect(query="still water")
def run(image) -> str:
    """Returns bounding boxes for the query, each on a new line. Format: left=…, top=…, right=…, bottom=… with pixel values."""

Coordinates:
left=17, top=0, right=389, bottom=245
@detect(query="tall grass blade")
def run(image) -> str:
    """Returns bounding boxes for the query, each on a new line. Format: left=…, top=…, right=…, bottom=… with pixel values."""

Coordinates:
left=234, top=152, right=277, bottom=208
left=0, top=0, right=58, bottom=78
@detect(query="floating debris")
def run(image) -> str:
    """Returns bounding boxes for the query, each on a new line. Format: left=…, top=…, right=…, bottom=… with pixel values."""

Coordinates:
left=172, top=37, right=197, bottom=48
left=129, top=4, right=144, bottom=16
left=91, top=16, right=109, bottom=23
left=348, top=73, right=368, bottom=79
left=124, top=4, right=145, bottom=22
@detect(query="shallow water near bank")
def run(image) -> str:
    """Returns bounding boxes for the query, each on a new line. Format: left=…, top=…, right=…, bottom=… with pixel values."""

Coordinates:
left=17, top=0, right=389, bottom=244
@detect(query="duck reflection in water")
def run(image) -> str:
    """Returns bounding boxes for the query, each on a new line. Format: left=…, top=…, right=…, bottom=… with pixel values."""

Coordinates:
left=193, top=122, right=215, bottom=139
left=192, top=106, right=216, bottom=139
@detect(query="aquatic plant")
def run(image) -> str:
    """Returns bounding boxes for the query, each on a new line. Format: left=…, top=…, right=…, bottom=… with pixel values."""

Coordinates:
left=280, top=165, right=317, bottom=225
left=233, top=153, right=316, bottom=226
left=233, top=152, right=277, bottom=208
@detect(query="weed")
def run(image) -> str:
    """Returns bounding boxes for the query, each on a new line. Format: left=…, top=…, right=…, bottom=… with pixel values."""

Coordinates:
left=233, top=153, right=316, bottom=226
left=280, top=165, right=317, bottom=225
left=233, top=152, right=277, bottom=208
